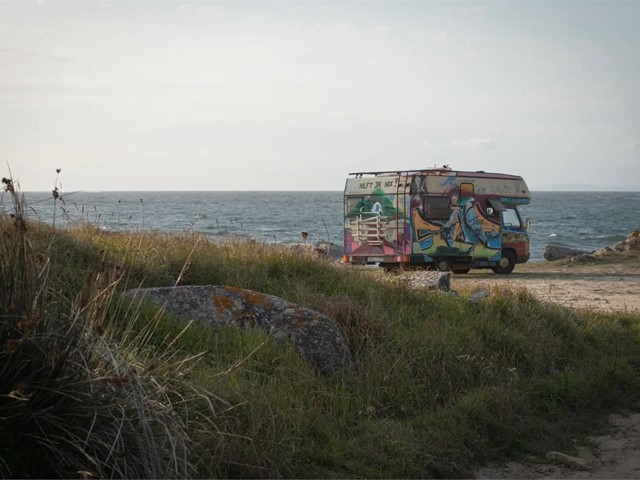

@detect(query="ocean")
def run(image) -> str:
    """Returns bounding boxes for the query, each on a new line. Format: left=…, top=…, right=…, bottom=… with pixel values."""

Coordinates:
left=8, top=190, right=640, bottom=262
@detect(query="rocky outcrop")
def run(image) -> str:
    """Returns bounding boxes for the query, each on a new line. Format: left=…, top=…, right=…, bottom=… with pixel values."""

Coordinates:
left=389, top=271, right=451, bottom=292
left=125, top=286, right=353, bottom=375
left=408, top=271, right=451, bottom=291
left=544, top=230, right=640, bottom=261
left=591, top=246, right=613, bottom=257
left=543, top=245, right=591, bottom=261
left=613, top=230, right=640, bottom=251
left=468, top=290, right=490, bottom=303
left=288, top=242, right=343, bottom=260
left=314, top=242, right=343, bottom=260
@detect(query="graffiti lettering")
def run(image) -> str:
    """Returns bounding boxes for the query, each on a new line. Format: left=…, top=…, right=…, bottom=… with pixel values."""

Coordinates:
left=488, top=184, right=513, bottom=195
left=440, top=177, right=458, bottom=187
left=374, top=181, right=382, bottom=188
left=384, top=181, right=394, bottom=188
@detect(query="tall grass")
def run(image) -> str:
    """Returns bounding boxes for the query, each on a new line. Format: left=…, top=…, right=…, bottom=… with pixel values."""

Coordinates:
left=5, top=187, right=640, bottom=477
left=0, top=181, right=218, bottom=478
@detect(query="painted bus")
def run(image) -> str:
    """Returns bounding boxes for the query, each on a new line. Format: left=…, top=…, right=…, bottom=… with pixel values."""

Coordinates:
left=343, top=168, right=531, bottom=274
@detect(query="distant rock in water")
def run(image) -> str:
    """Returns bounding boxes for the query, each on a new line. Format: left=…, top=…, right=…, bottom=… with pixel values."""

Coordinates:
left=543, top=245, right=591, bottom=261
left=125, top=285, right=353, bottom=375
left=613, top=230, right=640, bottom=251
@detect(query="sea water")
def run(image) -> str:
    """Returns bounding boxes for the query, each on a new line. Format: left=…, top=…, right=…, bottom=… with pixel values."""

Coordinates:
left=8, top=190, right=640, bottom=262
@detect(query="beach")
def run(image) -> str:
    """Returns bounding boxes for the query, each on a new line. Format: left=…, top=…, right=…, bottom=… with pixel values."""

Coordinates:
left=452, top=251, right=640, bottom=313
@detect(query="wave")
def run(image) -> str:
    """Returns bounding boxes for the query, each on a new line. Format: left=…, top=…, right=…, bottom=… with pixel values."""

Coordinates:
left=585, top=234, right=626, bottom=242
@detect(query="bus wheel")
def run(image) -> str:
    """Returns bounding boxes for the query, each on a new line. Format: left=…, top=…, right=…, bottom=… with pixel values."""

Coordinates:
left=451, top=267, right=471, bottom=274
left=491, top=251, right=516, bottom=275
left=437, top=260, right=450, bottom=272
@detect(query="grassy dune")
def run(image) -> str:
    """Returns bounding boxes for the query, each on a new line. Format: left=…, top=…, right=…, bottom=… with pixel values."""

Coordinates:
left=3, top=193, right=640, bottom=477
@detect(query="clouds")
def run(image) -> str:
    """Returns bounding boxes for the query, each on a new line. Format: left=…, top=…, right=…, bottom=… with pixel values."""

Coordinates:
left=624, top=141, right=640, bottom=156
left=1, top=1, right=639, bottom=190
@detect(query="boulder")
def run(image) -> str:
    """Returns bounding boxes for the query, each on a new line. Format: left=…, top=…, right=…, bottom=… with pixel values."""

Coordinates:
left=570, top=253, right=594, bottom=263
left=591, top=246, right=613, bottom=257
left=543, top=245, right=590, bottom=261
left=545, top=451, right=588, bottom=469
left=402, top=271, right=451, bottom=291
left=468, top=290, right=490, bottom=303
left=289, top=242, right=343, bottom=260
left=613, top=230, right=640, bottom=251
left=125, top=285, right=353, bottom=375
left=314, top=242, right=343, bottom=260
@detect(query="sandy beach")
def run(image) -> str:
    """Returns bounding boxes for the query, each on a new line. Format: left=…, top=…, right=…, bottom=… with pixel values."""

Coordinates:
left=453, top=253, right=640, bottom=313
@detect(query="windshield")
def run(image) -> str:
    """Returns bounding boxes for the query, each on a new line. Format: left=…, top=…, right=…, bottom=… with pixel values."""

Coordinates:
left=502, top=207, right=522, bottom=229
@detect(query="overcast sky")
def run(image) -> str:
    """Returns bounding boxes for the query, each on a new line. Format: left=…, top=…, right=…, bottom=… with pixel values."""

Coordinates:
left=1, top=0, right=639, bottom=191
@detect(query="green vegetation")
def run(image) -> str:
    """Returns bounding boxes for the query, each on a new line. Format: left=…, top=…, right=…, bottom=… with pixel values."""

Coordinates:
left=3, top=186, right=640, bottom=478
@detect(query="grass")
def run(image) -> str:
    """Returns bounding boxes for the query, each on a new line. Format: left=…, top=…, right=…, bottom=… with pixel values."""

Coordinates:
left=3, top=187, right=640, bottom=477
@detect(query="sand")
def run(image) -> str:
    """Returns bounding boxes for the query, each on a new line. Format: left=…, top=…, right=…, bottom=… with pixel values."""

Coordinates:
left=452, top=259, right=640, bottom=313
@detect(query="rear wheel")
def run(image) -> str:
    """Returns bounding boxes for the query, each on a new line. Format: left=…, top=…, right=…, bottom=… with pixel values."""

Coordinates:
left=491, top=250, right=516, bottom=275
left=451, top=267, right=471, bottom=274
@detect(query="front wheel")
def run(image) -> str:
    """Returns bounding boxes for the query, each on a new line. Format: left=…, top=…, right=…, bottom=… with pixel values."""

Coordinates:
left=491, top=250, right=516, bottom=275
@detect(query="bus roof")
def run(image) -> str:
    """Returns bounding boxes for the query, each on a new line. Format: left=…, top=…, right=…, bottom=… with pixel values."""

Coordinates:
left=347, top=168, right=524, bottom=181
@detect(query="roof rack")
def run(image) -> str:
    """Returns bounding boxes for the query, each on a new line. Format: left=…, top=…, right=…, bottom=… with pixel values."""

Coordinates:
left=348, top=168, right=452, bottom=177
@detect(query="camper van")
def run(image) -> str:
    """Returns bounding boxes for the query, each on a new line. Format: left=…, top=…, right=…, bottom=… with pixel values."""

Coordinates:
left=343, top=168, right=531, bottom=274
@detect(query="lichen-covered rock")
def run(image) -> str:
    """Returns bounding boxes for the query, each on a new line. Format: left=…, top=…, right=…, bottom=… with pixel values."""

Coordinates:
left=125, top=285, right=352, bottom=375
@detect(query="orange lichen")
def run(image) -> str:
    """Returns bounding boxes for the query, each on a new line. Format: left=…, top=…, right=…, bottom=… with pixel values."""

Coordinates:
left=228, top=287, right=272, bottom=308
left=212, top=291, right=237, bottom=313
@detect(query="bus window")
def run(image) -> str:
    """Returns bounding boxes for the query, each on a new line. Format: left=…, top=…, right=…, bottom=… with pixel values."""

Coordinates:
left=502, top=208, right=522, bottom=228
left=423, top=195, right=450, bottom=220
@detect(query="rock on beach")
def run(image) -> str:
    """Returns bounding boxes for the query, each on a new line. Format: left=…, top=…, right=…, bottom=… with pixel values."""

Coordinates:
left=125, top=285, right=353, bottom=375
left=543, top=245, right=591, bottom=261
left=544, top=230, right=640, bottom=261
left=613, top=230, right=640, bottom=252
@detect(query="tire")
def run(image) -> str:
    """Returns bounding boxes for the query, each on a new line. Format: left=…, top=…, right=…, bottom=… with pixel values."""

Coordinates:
left=436, top=260, right=450, bottom=272
left=491, top=250, right=516, bottom=275
left=451, top=267, right=471, bottom=274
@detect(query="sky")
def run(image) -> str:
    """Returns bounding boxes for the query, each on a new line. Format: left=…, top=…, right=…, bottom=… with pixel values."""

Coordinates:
left=1, top=0, right=639, bottom=192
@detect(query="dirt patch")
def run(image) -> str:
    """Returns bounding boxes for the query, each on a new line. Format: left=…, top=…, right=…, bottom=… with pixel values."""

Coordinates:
left=453, top=272, right=640, bottom=312
left=452, top=255, right=640, bottom=313
left=475, top=413, right=640, bottom=479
